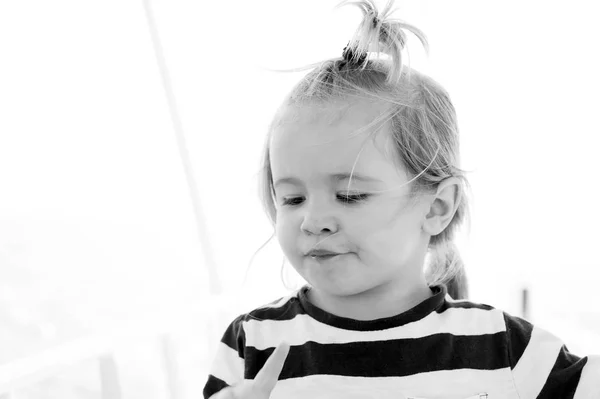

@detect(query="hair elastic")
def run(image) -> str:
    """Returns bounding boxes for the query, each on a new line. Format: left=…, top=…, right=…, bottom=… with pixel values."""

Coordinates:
left=341, top=42, right=368, bottom=67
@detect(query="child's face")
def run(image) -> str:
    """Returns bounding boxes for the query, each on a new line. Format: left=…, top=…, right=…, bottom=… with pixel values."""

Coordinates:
left=270, top=99, right=432, bottom=298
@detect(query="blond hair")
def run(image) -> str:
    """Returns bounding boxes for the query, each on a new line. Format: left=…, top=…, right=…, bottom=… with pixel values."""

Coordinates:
left=255, top=0, right=472, bottom=299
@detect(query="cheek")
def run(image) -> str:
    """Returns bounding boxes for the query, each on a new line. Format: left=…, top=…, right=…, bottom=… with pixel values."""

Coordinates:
left=352, top=207, right=416, bottom=252
left=275, top=214, right=298, bottom=254
left=350, top=205, right=398, bottom=236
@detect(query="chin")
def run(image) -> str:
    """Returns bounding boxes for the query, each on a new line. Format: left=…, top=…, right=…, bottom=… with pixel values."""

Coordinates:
left=308, top=277, right=377, bottom=298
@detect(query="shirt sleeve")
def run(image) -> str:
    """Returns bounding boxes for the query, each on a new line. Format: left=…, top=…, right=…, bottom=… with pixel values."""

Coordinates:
left=202, top=314, right=246, bottom=399
left=504, top=312, right=600, bottom=398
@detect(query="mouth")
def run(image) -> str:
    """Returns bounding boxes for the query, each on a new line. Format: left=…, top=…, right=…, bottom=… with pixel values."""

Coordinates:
left=309, top=254, right=340, bottom=259
left=306, top=250, right=347, bottom=260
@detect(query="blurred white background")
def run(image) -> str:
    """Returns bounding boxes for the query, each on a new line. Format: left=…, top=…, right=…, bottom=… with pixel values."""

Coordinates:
left=1, top=0, right=599, bottom=398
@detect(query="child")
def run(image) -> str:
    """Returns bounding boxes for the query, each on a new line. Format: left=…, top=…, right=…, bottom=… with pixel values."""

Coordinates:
left=203, top=1, right=599, bottom=398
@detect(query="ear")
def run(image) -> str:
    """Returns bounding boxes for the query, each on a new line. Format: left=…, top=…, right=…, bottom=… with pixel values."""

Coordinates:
left=422, top=177, right=462, bottom=236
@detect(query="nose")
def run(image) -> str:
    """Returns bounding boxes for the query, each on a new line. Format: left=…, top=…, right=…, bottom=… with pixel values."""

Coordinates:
left=300, top=202, right=339, bottom=236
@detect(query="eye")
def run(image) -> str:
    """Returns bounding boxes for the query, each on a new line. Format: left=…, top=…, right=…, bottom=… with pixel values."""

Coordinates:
left=281, top=197, right=304, bottom=206
left=337, top=193, right=371, bottom=204
left=280, top=193, right=371, bottom=207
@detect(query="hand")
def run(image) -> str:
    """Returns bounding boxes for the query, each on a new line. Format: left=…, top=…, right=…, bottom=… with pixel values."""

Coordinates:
left=209, top=342, right=290, bottom=399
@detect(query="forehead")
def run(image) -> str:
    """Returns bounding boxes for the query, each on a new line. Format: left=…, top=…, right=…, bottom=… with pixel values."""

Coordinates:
left=269, top=99, right=406, bottom=183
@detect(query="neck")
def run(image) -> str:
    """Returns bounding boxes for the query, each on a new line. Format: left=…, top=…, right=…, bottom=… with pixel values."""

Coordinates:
left=306, top=278, right=434, bottom=321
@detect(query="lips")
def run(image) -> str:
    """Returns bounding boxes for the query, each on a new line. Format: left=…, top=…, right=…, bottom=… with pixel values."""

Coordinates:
left=307, top=249, right=341, bottom=257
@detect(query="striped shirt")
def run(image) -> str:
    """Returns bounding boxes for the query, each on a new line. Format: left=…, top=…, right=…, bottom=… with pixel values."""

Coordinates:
left=203, top=284, right=599, bottom=399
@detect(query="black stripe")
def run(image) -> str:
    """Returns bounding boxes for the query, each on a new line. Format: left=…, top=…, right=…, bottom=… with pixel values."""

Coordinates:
left=245, top=332, right=509, bottom=380
left=437, top=300, right=495, bottom=312
left=220, top=314, right=246, bottom=357
left=246, top=295, right=306, bottom=322
left=203, top=375, right=229, bottom=399
left=503, top=312, right=533, bottom=368
left=240, top=296, right=494, bottom=325
left=537, top=346, right=586, bottom=399
left=297, top=285, right=448, bottom=331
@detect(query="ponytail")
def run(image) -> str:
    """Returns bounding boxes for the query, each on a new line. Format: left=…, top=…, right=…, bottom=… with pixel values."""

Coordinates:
left=426, top=241, right=469, bottom=300
left=338, top=0, right=428, bottom=85
left=446, top=265, right=468, bottom=300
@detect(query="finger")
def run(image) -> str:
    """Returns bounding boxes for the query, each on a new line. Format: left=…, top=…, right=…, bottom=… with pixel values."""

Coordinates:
left=253, top=342, right=290, bottom=394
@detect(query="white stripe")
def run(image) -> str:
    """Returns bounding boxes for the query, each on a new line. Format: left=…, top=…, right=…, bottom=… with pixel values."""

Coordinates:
left=512, top=325, right=563, bottom=399
left=573, top=354, right=600, bottom=399
left=209, top=341, right=244, bottom=386
left=270, top=368, right=516, bottom=399
left=244, top=307, right=505, bottom=350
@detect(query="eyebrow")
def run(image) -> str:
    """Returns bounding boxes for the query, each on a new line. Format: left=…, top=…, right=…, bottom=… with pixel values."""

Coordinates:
left=274, top=173, right=383, bottom=188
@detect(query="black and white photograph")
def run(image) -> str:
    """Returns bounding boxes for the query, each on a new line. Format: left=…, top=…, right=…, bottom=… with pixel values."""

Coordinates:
left=1, top=1, right=599, bottom=398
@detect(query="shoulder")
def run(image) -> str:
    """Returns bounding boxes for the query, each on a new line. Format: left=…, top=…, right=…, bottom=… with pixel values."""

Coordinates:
left=224, top=289, right=305, bottom=327
left=438, top=294, right=557, bottom=353
left=490, top=309, right=600, bottom=397
left=244, top=289, right=306, bottom=322
left=434, top=293, right=547, bottom=354
left=212, top=289, right=306, bottom=375
left=220, top=289, right=305, bottom=344
left=505, top=313, right=600, bottom=397
left=205, top=292, right=303, bottom=399
left=434, top=293, right=509, bottom=335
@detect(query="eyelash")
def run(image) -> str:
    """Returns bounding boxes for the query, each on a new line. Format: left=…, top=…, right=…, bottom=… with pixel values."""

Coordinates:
left=281, top=193, right=371, bottom=206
